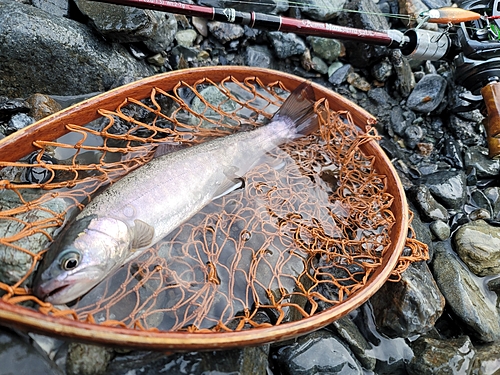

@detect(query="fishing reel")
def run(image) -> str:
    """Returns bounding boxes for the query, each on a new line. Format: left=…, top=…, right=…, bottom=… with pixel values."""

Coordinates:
left=399, top=0, right=500, bottom=157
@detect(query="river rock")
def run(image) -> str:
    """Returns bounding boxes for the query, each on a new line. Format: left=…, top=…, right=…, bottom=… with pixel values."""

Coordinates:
left=419, top=170, right=467, bottom=209
left=274, top=330, right=363, bottom=374
left=448, top=114, right=485, bottom=147
left=27, top=94, right=63, bottom=121
left=407, top=335, right=476, bottom=375
left=0, top=329, right=63, bottom=375
left=371, top=58, right=393, bottom=82
left=306, top=36, right=343, bottom=64
left=0, top=98, right=31, bottom=122
left=8, top=113, right=34, bottom=133
left=430, top=219, right=451, bottom=241
left=267, top=31, right=307, bottom=59
left=472, top=342, right=500, bottom=375
left=331, top=315, right=377, bottom=370
left=0, top=0, right=153, bottom=97
left=245, top=45, right=274, bottom=68
left=390, top=49, right=416, bottom=98
left=66, top=343, right=114, bottom=375
left=432, top=241, right=500, bottom=342
left=207, top=21, right=244, bottom=43
left=337, top=0, right=391, bottom=68
left=299, top=0, right=345, bottom=21
left=328, top=63, right=352, bottom=85
left=74, top=0, right=177, bottom=53
left=454, top=219, right=500, bottom=276
left=107, top=345, right=270, bottom=374
left=408, top=185, right=449, bottom=222
left=464, top=146, right=500, bottom=178
left=370, top=261, right=444, bottom=338
left=0, top=189, right=69, bottom=285
left=32, top=0, right=69, bottom=17
left=406, top=74, right=447, bottom=113
left=175, top=29, right=198, bottom=48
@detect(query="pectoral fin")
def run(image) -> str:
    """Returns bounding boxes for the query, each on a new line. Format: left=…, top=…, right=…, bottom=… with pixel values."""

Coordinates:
left=213, top=177, right=244, bottom=200
left=131, top=219, right=155, bottom=249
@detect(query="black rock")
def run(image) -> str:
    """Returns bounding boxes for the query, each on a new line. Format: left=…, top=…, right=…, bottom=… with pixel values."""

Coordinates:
left=0, top=0, right=153, bottom=97
left=370, top=261, right=444, bottom=338
left=408, top=335, right=475, bottom=375
left=419, top=170, right=467, bottom=209
left=406, top=74, right=447, bottom=113
left=274, top=330, right=363, bottom=374
left=328, top=64, right=352, bottom=86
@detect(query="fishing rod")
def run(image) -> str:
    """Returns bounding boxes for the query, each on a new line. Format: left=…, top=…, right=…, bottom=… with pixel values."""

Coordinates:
left=91, top=0, right=500, bottom=158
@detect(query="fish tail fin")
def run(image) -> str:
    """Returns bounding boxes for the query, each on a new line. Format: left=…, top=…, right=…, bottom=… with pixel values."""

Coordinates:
left=273, top=81, right=319, bottom=136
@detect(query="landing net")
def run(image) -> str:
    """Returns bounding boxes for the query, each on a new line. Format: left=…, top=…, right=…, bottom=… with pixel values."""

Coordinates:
left=0, top=76, right=427, bottom=333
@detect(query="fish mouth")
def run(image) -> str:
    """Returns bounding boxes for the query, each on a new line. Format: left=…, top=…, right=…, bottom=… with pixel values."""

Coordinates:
left=34, top=282, right=71, bottom=304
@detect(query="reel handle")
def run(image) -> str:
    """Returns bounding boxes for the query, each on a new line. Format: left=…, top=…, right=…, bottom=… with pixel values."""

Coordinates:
left=481, top=81, right=500, bottom=158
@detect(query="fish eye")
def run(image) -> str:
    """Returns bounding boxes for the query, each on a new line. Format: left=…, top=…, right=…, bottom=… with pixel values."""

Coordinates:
left=59, top=251, right=81, bottom=271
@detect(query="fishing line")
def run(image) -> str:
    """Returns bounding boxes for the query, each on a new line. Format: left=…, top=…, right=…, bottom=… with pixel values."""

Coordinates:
left=208, top=0, right=415, bottom=22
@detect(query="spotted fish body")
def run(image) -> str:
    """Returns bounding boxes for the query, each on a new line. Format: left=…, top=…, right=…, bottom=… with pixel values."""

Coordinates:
left=33, top=82, right=319, bottom=304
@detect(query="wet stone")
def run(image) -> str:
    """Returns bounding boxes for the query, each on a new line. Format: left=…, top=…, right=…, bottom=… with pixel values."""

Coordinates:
left=419, top=170, right=467, bottom=209
left=27, top=93, right=63, bottom=121
left=299, top=0, right=345, bottom=21
left=0, top=0, right=153, bottom=97
left=454, top=219, right=500, bottom=276
left=32, top=0, right=69, bottom=17
left=389, top=49, right=415, bottom=98
left=8, top=113, right=34, bottom=131
left=175, top=29, right=198, bottom=48
left=430, top=219, right=451, bottom=241
left=267, top=31, right=306, bottom=59
left=331, top=315, right=377, bottom=370
left=347, top=72, right=371, bottom=92
left=306, top=36, right=343, bottom=64
left=408, top=185, right=449, bottom=222
left=441, top=136, right=464, bottom=170
left=207, top=21, right=244, bottom=43
left=473, top=342, right=500, bottom=374
left=406, top=73, right=447, bottom=113
left=66, top=343, right=114, bottom=375
left=371, top=261, right=444, bottom=338
left=409, top=204, right=434, bottom=258
left=74, top=0, right=177, bottom=53
left=432, top=241, right=500, bottom=342
left=464, top=146, right=500, bottom=178
left=469, top=208, right=491, bottom=221
left=448, top=114, right=484, bottom=147
left=245, top=45, right=273, bottom=68
left=407, top=335, right=476, bottom=375
left=328, top=63, right=352, bottom=85
left=274, top=330, right=363, bottom=374
left=371, top=59, right=393, bottom=82
left=0, top=329, right=63, bottom=375
left=108, top=345, right=270, bottom=374
left=0, top=189, right=69, bottom=285
left=0, top=97, right=30, bottom=121
left=337, top=0, right=390, bottom=68
left=403, top=124, right=424, bottom=149
left=310, top=56, right=328, bottom=75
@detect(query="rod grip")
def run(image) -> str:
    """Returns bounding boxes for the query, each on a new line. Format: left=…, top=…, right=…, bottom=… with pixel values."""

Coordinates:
left=481, top=82, right=500, bottom=159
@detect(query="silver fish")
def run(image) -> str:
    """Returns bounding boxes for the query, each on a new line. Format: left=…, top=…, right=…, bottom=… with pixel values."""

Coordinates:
left=32, top=82, right=319, bottom=304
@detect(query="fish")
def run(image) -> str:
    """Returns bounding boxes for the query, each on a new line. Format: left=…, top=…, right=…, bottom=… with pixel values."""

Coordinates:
left=32, top=82, right=319, bottom=304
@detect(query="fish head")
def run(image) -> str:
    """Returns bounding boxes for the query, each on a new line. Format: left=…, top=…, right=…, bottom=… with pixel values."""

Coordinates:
left=33, top=215, right=132, bottom=304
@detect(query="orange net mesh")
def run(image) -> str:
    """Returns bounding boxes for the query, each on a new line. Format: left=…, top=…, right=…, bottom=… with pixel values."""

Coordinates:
left=0, top=76, right=428, bottom=332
